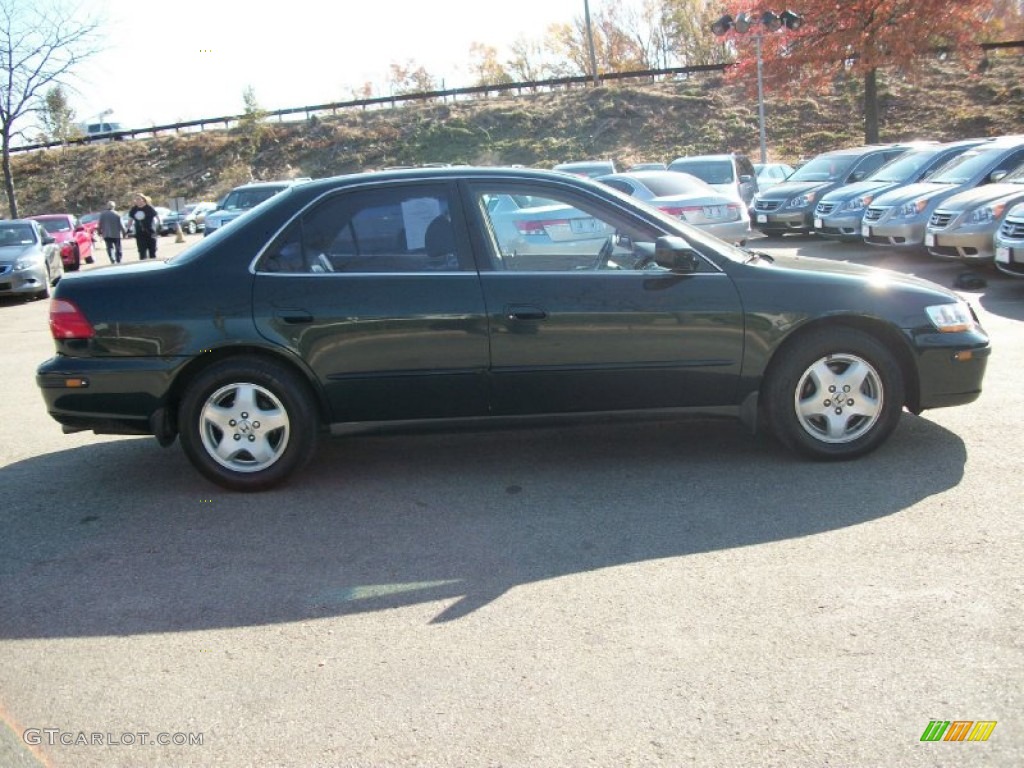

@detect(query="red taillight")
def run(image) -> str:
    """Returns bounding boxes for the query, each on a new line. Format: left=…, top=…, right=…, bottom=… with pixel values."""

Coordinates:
left=49, top=298, right=95, bottom=339
left=515, top=219, right=568, bottom=236
left=658, top=205, right=702, bottom=221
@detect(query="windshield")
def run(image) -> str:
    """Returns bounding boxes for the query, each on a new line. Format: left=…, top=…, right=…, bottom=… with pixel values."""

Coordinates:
left=0, top=223, right=36, bottom=244
left=789, top=153, right=858, bottom=182
left=867, top=149, right=941, bottom=183
left=668, top=160, right=734, bottom=184
left=930, top=148, right=1006, bottom=185
left=36, top=219, right=71, bottom=234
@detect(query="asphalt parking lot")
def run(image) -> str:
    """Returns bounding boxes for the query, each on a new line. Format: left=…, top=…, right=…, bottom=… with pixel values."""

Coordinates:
left=1, top=231, right=1022, bottom=767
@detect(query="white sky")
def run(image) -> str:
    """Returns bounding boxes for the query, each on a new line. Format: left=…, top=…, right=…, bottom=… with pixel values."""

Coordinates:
left=66, top=0, right=637, bottom=130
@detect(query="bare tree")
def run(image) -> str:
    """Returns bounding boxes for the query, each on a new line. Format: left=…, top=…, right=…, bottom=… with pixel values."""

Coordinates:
left=0, top=0, right=103, bottom=217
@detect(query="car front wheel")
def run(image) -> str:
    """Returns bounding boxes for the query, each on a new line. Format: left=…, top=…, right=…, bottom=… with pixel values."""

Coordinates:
left=185, top=221, right=197, bottom=234
left=178, top=358, right=318, bottom=491
left=764, top=328, right=905, bottom=460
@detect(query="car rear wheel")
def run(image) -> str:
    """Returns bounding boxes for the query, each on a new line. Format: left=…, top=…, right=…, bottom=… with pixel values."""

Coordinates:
left=185, top=221, right=197, bottom=234
left=764, top=327, right=905, bottom=460
left=178, top=358, right=318, bottom=491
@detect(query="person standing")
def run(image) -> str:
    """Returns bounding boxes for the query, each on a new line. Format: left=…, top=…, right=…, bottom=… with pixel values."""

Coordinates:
left=128, top=193, right=160, bottom=260
left=98, top=200, right=127, bottom=263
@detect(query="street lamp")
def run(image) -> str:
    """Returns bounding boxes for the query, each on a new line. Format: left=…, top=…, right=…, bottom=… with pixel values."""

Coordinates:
left=584, top=0, right=600, bottom=86
left=711, top=9, right=803, bottom=163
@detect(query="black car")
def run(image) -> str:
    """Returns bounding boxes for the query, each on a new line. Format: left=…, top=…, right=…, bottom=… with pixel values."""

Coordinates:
left=37, top=167, right=990, bottom=491
left=750, top=144, right=920, bottom=236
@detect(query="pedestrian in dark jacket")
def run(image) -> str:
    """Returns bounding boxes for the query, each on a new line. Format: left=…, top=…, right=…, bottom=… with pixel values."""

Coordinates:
left=128, top=193, right=160, bottom=260
left=98, top=200, right=127, bottom=263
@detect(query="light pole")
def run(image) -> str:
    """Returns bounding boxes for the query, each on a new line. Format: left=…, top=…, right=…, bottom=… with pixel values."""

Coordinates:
left=711, top=10, right=803, bottom=164
left=584, top=0, right=600, bottom=86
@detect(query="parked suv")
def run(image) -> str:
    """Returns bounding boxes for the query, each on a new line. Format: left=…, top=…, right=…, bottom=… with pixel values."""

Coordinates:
left=994, top=202, right=1024, bottom=277
left=204, top=180, right=312, bottom=237
left=813, top=140, right=986, bottom=241
left=751, top=144, right=914, bottom=236
left=667, top=153, right=758, bottom=205
left=862, top=136, right=1024, bottom=249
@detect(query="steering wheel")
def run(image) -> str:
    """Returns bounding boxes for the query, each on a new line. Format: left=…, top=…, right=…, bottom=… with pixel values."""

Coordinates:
left=594, top=236, right=615, bottom=270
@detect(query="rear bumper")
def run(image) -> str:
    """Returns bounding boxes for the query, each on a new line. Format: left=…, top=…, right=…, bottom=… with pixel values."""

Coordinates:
left=36, top=355, right=185, bottom=435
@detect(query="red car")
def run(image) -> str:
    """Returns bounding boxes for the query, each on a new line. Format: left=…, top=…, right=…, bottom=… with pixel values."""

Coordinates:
left=28, top=214, right=94, bottom=270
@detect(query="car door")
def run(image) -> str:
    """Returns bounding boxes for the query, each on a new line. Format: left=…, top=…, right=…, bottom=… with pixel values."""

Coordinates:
left=464, top=179, right=746, bottom=415
left=252, top=181, right=491, bottom=423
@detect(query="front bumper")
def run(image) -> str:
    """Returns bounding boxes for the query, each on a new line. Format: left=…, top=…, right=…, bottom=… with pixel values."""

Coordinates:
left=924, top=227, right=996, bottom=261
left=814, top=211, right=865, bottom=240
left=36, top=355, right=186, bottom=435
left=862, top=218, right=927, bottom=247
left=994, top=238, right=1024, bottom=277
left=751, top=208, right=814, bottom=233
left=0, top=266, right=48, bottom=296
left=910, top=328, right=991, bottom=411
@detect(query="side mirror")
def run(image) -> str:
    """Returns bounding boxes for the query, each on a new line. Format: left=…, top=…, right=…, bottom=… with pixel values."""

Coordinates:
left=42, top=233, right=56, bottom=245
left=990, top=170, right=1007, bottom=183
left=74, top=224, right=86, bottom=232
left=654, top=236, right=701, bottom=273
left=850, top=170, right=866, bottom=182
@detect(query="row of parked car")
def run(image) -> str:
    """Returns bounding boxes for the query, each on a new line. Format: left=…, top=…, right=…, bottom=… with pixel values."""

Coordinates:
left=553, top=135, right=1024, bottom=278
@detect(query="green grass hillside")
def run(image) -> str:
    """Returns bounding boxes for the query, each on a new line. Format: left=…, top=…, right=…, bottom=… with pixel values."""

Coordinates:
left=8, top=53, right=1024, bottom=216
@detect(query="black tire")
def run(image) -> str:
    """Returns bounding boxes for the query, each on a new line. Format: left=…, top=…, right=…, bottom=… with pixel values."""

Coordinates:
left=178, top=357, right=319, bottom=491
left=186, top=221, right=197, bottom=235
left=763, top=327, right=905, bottom=460
left=760, top=230, right=786, bottom=239
left=66, top=246, right=80, bottom=272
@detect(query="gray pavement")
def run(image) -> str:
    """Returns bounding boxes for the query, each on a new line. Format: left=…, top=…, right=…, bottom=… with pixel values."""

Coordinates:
left=1, top=232, right=1021, bottom=767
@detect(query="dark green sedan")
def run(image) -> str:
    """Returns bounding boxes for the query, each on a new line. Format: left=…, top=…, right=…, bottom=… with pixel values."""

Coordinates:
left=37, top=167, right=991, bottom=491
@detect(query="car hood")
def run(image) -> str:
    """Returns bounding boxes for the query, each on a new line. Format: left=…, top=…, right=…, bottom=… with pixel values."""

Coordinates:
left=756, top=180, right=832, bottom=200
left=747, top=250, right=959, bottom=299
left=934, top=182, right=1024, bottom=211
left=819, top=179, right=896, bottom=203
left=0, top=244, right=36, bottom=262
left=870, top=181, right=958, bottom=207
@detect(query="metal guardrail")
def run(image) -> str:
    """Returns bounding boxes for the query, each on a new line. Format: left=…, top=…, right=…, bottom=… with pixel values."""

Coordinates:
left=14, top=41, right=1023, bottom=154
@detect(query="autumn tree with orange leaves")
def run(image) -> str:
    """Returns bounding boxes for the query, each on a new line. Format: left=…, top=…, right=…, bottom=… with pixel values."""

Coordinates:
left=719, top=0, right=1021, bottom=144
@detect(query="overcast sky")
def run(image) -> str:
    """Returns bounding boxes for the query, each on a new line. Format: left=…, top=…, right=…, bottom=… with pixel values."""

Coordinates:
left=66, top=0, right=639, bottom=130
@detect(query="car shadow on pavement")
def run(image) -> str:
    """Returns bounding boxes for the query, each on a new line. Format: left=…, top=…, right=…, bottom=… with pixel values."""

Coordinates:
left=0, top=413, right=967, bottom=636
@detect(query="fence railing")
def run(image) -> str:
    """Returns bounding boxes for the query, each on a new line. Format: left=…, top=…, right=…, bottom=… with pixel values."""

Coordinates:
left=13, top=40, right=1023, bottom=155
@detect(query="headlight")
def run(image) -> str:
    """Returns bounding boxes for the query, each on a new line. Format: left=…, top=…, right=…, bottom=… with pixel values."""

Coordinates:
left=964, top=202, right=1007, bottom=226
left=926, top=301, right=976, bottom=332
left=845, top=194, right=873, bottom=212
left=897, top=199, right=929, bottom=218
left=785, top=193, right=815, bottom=209
left=14, top=256, right=35, bottom=271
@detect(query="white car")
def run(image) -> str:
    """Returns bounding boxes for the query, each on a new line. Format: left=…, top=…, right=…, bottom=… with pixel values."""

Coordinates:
left=597, top=170, right=751, bottom=244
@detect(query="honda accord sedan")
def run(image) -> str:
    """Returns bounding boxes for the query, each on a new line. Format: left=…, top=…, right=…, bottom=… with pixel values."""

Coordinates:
left=37, top=167, right=991, bottom=491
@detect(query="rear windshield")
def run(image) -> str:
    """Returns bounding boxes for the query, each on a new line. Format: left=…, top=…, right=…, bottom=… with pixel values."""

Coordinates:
left=220, top=186, right=288, bottom=211
left=668, top=160, right=734, bottom=184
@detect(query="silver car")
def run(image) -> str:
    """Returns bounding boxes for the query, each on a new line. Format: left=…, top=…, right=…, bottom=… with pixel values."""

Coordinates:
left=814, top=139, right=986, bottom=242
left=924, top=162, right=1024, bottom=261
left=204, top=180, right=312, bottom=237
left=597, top=170, right=751, bottom=244
left=862, top=136, right=1024, bottom=248
left=0, top=219, right=63, bottom=299
left=994, top=202, right=1024, bottom=277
